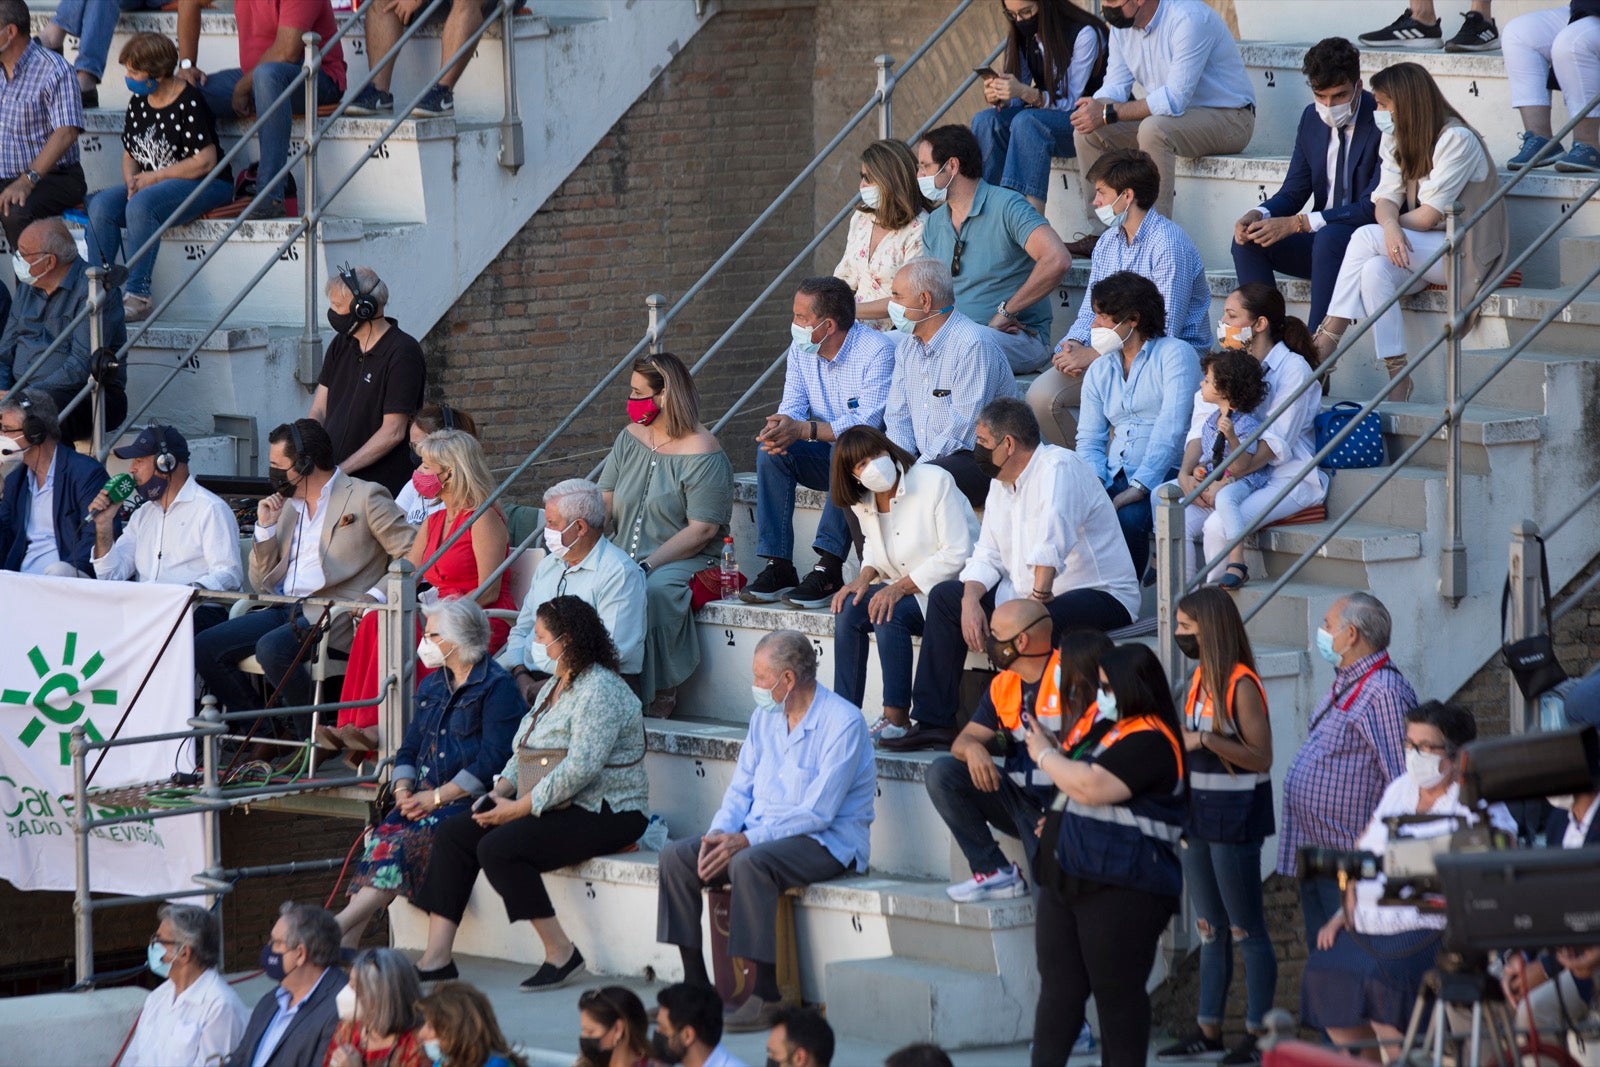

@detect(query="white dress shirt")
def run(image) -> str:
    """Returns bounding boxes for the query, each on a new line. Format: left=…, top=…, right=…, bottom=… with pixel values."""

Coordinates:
left=1187, top=342, right=1328, bottom=508
left=1564, top=798, right=1599, bottom=849
left=850, top=461, right=979, bottom=613
left=92, top=477, right=243, bottom=588
left=1099, top=0, right=1255, bottom=116
left=1258, top=96, right=1365, bottom=233
left=123, top=967, right=250, bottom=1067
left=1373, top=124, right=1491, bottom=214
left=497, top=535, right=647, bottom=675
left=21, top=461, right=57, bottom=574
left=252, top=469, right=338, bottom=597
left=959, top=443, right=1141, bottom=617
left=705, top=1045, right=752, bottom=1067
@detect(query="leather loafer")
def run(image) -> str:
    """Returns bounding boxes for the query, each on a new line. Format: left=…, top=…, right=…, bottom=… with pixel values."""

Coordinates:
left=877, top=723, right=957, bottom=752
left=724, top=994, right=784, bottom=1034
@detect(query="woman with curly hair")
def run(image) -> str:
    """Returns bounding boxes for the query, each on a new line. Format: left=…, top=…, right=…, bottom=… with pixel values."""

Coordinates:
left=409, top=596, right=649, bottom=992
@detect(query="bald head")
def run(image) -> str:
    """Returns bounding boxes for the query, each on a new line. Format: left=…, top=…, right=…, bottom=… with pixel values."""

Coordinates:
left=992, top=598, right=1051, bottom=641
left=15, top=219, right=77, bottom=288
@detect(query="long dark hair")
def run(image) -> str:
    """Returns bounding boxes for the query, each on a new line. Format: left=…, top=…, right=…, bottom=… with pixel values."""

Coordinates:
left=1097, top=644, right=1183, bottom=749
left=1175, top=587, right=1257, bottom=731
left=577, top=986, right=651, bottom=1067
left=536, top=595, right=620, bottom=678
left=1233, top=282, right=1318, bottom=368
left=1002, top=0, right=1107, bottom=102
left=1059, top=628, right=1115, bottom=718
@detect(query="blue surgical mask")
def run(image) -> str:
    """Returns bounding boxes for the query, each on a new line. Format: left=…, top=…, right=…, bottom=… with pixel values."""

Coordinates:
left=423, top=1039, right=443, bottom=1063
left=1315, top=626, right=1341, bottom=666
left=888, top=300, right=953, bottom=335
left=147, top=941, right=172, bottom=978
left=1094, top=190, right=1130, bottom=230
left=1095, top=688, right=1118, bottom=722
left=752, top=682, right=781, bottom=711
left=1373, top=109, right=1395, bottom=135
left=790, top=321, right=827, bottom=355
left=125, top=75, right=159, bottom=97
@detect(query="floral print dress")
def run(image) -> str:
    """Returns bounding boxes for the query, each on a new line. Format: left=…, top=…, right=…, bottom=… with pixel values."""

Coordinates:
left=833, top=209, right=927, bottom=331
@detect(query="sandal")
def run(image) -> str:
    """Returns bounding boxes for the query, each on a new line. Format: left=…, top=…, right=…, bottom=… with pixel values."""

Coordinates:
left=1217, top=562, right=1250, bottom=590
left=334, top=725, right=379, bottom=752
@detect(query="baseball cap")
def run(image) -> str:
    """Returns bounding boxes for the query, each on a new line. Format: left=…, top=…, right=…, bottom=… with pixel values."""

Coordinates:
left=113, top=425, right=190, bottom=463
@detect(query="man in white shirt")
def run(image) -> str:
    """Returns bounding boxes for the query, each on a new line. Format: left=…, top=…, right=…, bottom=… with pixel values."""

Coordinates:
left=91, top=425, right=242, bottom=631
left=884, top=397, right=1139, bottom=752
left=653, top=982, right=751, bottom=1067
left=124, top=903, right=249, bottom=1067
left=498, top=477, right=646, bottom=702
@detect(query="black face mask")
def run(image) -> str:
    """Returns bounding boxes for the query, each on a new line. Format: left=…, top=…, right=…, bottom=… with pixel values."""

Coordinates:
left=1175, top=633, right=1201, bottom=660
left=578, top=1036, right=608, bottom=1063
left=986, top=616, right=1050, bottom=671
left=1013, top=14, right=1039, bottom=36
left=974, top=440, right=1005, bottom=480
left=268, top=466, right=297, bottom=497
left=651, top=1030, right=684, bottom=1065
left=327, top=307, right=358, bottom=335
left=1103, top=0, right=1138, bottom=28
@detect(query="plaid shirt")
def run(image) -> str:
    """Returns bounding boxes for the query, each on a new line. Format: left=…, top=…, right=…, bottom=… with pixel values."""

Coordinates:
left=777, top=321, right=895, bottom=433
left=0, top=40, right=83, bottom=179
left=1275, top=650, right=1415, bottom=876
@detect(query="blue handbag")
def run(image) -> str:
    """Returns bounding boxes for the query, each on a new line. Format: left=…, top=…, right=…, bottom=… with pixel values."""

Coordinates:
left=1313, top=401, right=1386, bottom=469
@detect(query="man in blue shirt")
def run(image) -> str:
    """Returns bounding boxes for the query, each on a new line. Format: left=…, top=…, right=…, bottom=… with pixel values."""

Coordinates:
left=657, top=630, right=876, bottom=1034
left=741, top=277, right=895, bottom=610
left=917, top=124, right=1072, bottom=375
left=223, top=903, right=346, bottom=1067
left=1069, top=0, right=1255, bottom=233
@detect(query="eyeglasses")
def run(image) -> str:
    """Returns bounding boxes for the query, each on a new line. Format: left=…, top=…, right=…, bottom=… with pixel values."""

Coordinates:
left=1403, top=740, right=1452, bottom=757
left=1004, top=3, right=1039, bottom=21
left=950, top=236, right=966, bottom=278
left=149, top=936, right=179, bottom=948
left=422, top=631, right=444, bottom=642
left=0, top=425, right=24, bottom=436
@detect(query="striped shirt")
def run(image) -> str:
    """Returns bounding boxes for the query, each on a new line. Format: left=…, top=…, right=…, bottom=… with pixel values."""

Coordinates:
left=1275, top=651, right=1415, bottom=876
left=777, top=321, right=896, bottom=433
left=1066, top=210, right=1211, bottom=354
left=0, top=40, right=83, bottom=178
left=885, top=310, right=1016, bottom=461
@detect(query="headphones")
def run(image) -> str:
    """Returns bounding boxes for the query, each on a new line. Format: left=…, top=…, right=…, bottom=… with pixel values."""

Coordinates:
left=439, top=403, right=456, bottom=432
left=14, top=393, right=46, bottom=446
left=338, top=263, right=380, bottom=324
left=287, top=420, right=314, bottom=477
left=150, top=423, right=178, bottom=475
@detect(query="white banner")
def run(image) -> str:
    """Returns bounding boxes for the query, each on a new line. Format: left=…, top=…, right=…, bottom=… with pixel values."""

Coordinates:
left=0, top=574, right=205, bottom=894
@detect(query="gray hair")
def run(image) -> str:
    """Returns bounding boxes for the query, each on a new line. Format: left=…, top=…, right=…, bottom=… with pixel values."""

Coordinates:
left=324, top=265, right=390, bottom=310
left=24, top=218, right=78, bottom=263
left=1336, top=592, right=1392, bottom=650
left=543, top=477, right=605, bottom=530
left=756, top=630, right=817, bottom=685
left=276, top=901, right=342, bottom=968
left=978, top=395, right=1040, bottom=450
left=157, top=903, right=220, bottom=970
left=898, top=256, right=955, bottom=308
left=427, top=596, right=491, bottom=664
left=1, top=391, right=60, bottom=442
left=350, top=948, right=423, bottom=1038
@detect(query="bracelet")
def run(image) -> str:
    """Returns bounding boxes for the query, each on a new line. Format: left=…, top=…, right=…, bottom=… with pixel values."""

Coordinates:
left=1299, top=214, right=1309, bottom=233
left=809, top=420, right=818, bottom=441
left=433, top=789, right=442, bottom=809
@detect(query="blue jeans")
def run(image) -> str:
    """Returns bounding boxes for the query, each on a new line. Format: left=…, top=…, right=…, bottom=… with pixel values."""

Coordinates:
left=193, top=605, right=314, bottom=734
left=1180, top=837, right=1278, bottom=1031
left=754, top=440, right=850, bottom=562
left=832, top=583, right=925, bottom=709
left=201, top=66, right=342, bottom=202
left=925, top=754, right=1044, bottom=877
left=971, top=104, right=1077, bottom=202
left=85, top=178, right=235, bottom=296
left=1107, top=468, right=1173, bottom=572
left=51, top=0, right=166, bottom=81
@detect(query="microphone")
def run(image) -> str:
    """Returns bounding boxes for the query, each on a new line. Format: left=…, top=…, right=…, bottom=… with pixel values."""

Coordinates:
left=85, top=472, right=138, bottom=523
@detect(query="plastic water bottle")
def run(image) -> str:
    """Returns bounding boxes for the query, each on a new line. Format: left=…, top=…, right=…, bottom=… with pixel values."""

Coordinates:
left=720, top=537, right=739, bottom=601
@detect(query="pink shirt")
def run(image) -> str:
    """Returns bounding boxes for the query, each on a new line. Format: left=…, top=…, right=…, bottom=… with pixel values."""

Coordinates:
left=236, top=0, right=348, bottom=91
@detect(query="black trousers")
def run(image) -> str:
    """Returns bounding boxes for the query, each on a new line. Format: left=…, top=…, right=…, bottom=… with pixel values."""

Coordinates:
left=1, top=163, right=88, bottom=247
left=1031, top=883, right=1177, bottom=1067
left=414, top=802, right=647, bottom=924
left=927, top=449, right=991, bottom=511
left=52, top=383, right=126, bottom=444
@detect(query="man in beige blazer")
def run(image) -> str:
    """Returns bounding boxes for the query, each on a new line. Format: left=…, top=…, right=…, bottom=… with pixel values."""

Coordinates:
left=195, top=419, right=414, bottom=738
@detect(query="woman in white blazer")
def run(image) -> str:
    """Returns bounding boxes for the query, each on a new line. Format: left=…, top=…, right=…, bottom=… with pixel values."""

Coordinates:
left=828, top=425, right=981, bottom=739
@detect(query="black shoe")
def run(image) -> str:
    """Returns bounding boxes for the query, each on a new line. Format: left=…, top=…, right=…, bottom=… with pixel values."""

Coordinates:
left=784, top=566, right=843, bottom=609
left=877, top=722, right=957, bottom=752
left=1220, top=1034, right=1262, bottom=1067
left=740, top=558, right=799, bottom=603
left=1444, top=10, right=1498, bottom=52
left=1358, top=8, right=1442, bottom=49
left=416, top=961, right=458, bottom=982
left=1155, top=1030, right=1226, bottom=1062
left=519, top=947, right=587, bottom=991
left=80, top=86, right=99, bottom=109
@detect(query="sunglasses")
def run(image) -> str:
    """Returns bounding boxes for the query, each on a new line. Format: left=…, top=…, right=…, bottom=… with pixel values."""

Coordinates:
left=951, top=236, right=966, bottom=278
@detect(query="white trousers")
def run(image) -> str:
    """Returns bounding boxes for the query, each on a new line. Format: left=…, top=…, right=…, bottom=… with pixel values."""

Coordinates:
left=1504, top=8, right=1600, bottom=116
left=1326, top=224, right=1447, bottom=363
left=1179, top=481, right=1306, bottom=583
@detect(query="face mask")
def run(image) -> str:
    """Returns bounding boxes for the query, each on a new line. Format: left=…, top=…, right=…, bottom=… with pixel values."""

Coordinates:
left=335, top=984, right=358, bottom=1021
left=125, top=75, right=159, bottom=96
left=542, top=636, right=565, bottom=666
left=578, top=1036, right=608, bottom=1062
left=1094, top=191, right=1129, bottom=230
left=1216, top=320, right=1253, bottom=349
left=12, top=251, right=45, bottom=286
left=1, top=435, right=28, bottom=468
left=137, top=474, right=169, bottom=502
left=422, top=1039, right=443, bottom=1064
left=1013, top=14, right=1039, bottom=35
left=1103, top=0, right=1137, bottom=28
left=651, top=1030, right=685, bottom=1065
left=1315, top=98, right=1354, bottom=129
left=259, top=942, right=293, bottom=982
left=857, top=455, right=898, bottom=493
left=1406, top=747, right=1447, bottom=789
left=918, top=165, right=951, bottom=203
left=411, top=468, right=445, bottom=500
left=1175, top=633, right=1200, bottom=660
left=268, top=466, right=297, bottom=497
left=985, top=624, right=1049, bottom=672
left=326, top=307, right=360, bottom=336
left=860, top=184, right=881, bottom=210
left=1089, top=320, right=1128, bottom=357
left=1548, top=794, right=1576, bottom=812
left=752, top=681, right=783, bottom=711
left=1374, top=109, right=1395, bottom=135
left=147, top=941, right=173, bottom=979
left=974, top=440, right=1005, bottom=479
left=417, top=637, right=447, bottom=669
left=1096, top=687, right=1118, bottom=722
left=544, top=520, right=576, bottom=560
left=1315, top=626, right=1342, bottom=666
left=790, top=320, right=828, bottom=356
left=627, top=396, right=661, bottom=426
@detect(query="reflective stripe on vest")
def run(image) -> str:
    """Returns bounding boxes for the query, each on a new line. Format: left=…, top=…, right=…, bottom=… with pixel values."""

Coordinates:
left=991, top=650, right=1064, bottom=734
left=1063, top=796, right=1183, bottom=843
left=1189, top=770, right=1272, bottom=792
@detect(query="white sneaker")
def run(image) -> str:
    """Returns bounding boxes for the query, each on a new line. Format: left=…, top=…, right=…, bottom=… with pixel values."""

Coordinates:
left=946, top=862, right=1027, bottom=902
left=868, top=717, right=908, bottom=744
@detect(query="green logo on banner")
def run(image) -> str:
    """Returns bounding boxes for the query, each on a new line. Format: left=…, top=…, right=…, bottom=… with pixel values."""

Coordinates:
left=1, top=633, right=119, bottom=765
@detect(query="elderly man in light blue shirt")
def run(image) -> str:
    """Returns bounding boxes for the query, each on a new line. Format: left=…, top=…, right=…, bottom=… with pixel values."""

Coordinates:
left=656, top=630, right=876, bottom=1034
left=1070, top=0, right=1256, bottom=223
left=499, top=477, right=646, bottom=701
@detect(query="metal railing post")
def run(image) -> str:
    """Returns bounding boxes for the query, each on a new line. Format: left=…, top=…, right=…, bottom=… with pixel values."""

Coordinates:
left=1507, top=522, right=1542, bottom=735
left=1441, top=202, right=1467, bottom=604
left=378, top=561, right=417, bottom=761
left=86, top=266, right=106, bottom=455
left=71, top=726, right=94, bottom=987
left=646, top=293, right=667, bottom=354
left=198, top=694, right=225, bottom=968
left=875, top=54, right=895, bottom=139
left=299, top=32, right=323, bottom=387
left=498, top=0, right=525, bottom=170
left=1154, top=484, right=1186, bottom=691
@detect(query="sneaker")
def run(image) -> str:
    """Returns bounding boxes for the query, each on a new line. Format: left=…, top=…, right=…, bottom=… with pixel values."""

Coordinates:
left=411, top=83, right=455, bottom=118
left=1220, top=1034, right=1262, bottom=1066
left=1444, top=10, right=1499, bottom=53
left=783, top=566, right=842, bottom=609
left=868, top=716, right=909, bottom=744
left=240, top=197, right=287, bottom=221
left=946, top=862, right=1027, bottom=903
left=1508, top=131, right=1563, bottom=171
left=740, top=558, right=799, bottom=603
left=724, top=994, right=783, bottom=1034
left=518, top=947, right=587, bottom=991
left=1358, top=8, right=1443, bottom=49
left=1072, top=1023, right=1097, bottom=1056
left=344, top=85, right=394, bottom=116
left=122, top=293, right=153, bottom=323
left=1155, top=1029, right=1226, bottom=1062
left=1554, top=142, right=1600, bottom=173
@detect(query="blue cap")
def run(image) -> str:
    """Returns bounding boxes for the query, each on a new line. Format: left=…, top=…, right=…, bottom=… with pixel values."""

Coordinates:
left=113, top=425, right=190, bottom=463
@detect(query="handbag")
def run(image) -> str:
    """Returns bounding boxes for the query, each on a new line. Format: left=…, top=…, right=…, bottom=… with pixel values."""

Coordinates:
left=690, top=563, right=745, bottom=611
left=1313, top=401, right=1386, bottom=470
left=1500, top=537, right=1569, bottom=700
left=513, top=682, right=650, bottom=800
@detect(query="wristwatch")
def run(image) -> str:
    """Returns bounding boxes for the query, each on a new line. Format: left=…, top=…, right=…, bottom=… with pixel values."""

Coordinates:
left=23, top=169, right=40, bottom=185
left=178, top=58, right=195, bottom=71
left=1103, top=103, right=1119, bottom=126
left=996, top=301, right=1018, bottom=322
left=639, top=560, right=654, bottom=576
left=1129, top=478, right=1150, bottom=495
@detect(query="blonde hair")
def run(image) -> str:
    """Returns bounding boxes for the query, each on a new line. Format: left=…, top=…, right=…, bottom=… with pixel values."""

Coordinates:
left=416, top=429, right=495, bottom=510
left=860, top=139, right=930, bottom=230
left=631, top=352, right=700, bottom=441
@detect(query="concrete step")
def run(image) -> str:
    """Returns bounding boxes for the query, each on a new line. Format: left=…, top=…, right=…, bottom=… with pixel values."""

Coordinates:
left=1379, top=400, right=1544, bottom=472
left=1250, top=518, right=1422, bottom=589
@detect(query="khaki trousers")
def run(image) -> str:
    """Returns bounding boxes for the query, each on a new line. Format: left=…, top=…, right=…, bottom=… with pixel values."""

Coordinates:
left=1073, top=105, right=1256, bottom=220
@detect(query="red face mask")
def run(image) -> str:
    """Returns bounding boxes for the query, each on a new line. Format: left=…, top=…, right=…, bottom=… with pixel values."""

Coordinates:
left=628, top=396, right=661, bottom=426
left=411, top=468, right=444, bottom=500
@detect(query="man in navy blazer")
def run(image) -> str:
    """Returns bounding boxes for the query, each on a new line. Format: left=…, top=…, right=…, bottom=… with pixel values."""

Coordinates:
left=0, top=390, right=109, bottom=577
left=1232, top=37, right=1382, bottom=332
left=1545, top=673, right=1600, bottom=848
left=224, top=903, right=347, bottom=1067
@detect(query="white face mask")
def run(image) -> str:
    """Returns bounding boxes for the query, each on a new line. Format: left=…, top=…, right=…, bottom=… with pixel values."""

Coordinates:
left=752, top=680, right=783, bottom=711
left=1095, top=688, right=1118, bottom=722
left=918, top=165, right=951, bottom=203
left=1548, top=794, right=1576, bottom=812
left=0, top=434, right=25, bottom=467
left=860, top=184, right=881, bottom=210
left=1089, top=320, right=1129, bottom=357
left=1405, top=747, right=1448, bottom=789
left=1094, top=190, right=1130, bottom=230
left=12, top=251, right=45, bottom=286
left=335, top=984, right=358, bottom=1022
left=857, top=455, right=898, bottom=493
left=543, top=520, right=576, bottom=560
left=1216, top=320, right=1253, bottom=348
left=1315, top=98, right=1355, bottom=129
left=1374, top=109, right=1395, bottom=135
left=417, top=637, right=447, bottom=670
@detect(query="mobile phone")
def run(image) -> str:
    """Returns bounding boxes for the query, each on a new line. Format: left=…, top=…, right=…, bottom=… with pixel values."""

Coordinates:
left=974, top=66, right=1000, bottom=80
left=1020, top=710, right=1038, bottom=731
left=471, top=794, right=496, bottom=814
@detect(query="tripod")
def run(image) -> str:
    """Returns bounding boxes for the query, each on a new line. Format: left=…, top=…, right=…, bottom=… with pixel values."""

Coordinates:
left=1396, top=951, right=1522, bottom=1067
